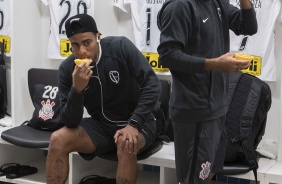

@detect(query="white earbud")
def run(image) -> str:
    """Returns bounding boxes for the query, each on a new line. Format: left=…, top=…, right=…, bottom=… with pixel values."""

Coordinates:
left=97, top=37, right=100, bottom=43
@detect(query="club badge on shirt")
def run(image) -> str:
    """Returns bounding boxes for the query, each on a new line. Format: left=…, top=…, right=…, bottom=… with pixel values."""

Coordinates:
left=199, top=161, right=211, bottom=180
left=39, top=99, right=55, bottom=121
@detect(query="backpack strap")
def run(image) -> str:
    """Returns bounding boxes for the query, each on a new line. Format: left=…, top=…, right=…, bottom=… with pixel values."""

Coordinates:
left=226, top=72, right=243, bottom=110
left=240, top=74, right=262, bottom=184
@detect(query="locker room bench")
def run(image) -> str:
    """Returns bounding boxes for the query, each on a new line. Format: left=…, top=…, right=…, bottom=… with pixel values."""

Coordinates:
left=0, top=135, right=277, bottom=184
left=264, top=162, right=282, bottom=184
left=0, top=68, right=278, bottom=184
left=0, top=68, right=169, bottom=183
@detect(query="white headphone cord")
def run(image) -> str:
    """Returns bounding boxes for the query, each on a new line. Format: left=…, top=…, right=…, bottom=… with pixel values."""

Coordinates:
left=91, top=64, right=128, bottom=125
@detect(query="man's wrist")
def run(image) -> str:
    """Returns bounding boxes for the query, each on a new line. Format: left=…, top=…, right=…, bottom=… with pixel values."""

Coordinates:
left=128, top=119, right=140, bottom=130
left=239, top=0, right=253, bottom=9
left=72, top=86, right=89, bottom=94
left=205, top=59, right=216, bottom=71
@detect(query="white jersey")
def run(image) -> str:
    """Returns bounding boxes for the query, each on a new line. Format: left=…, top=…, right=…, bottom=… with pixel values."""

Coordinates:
left=0, top=0, right=11, bottom=56
left=114, top=0, right=164, bottom=53
left=114, top=0, right=170, bottom=74
left=229, top=0, right=281, bottom=81
left=42, top=0, right=94, bottom=59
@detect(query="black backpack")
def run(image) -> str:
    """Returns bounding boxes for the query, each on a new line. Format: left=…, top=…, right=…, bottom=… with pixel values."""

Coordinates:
left=0, top=42, right=7, bottom=119
left=153, top=101, right=169, bottom=142
left=27, top=83, right=63, bottom=131
left=225, top=72, right=272, bottom=181
left=25, top=69, right=63, bottom=132
left=153, top=80, right=172, bottom=143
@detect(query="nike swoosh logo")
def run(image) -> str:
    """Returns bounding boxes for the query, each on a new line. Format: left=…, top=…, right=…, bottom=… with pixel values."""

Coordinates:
left=203, top=18, right=209, bottom=23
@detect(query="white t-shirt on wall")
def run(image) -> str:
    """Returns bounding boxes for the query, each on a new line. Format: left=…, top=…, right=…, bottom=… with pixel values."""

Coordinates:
left=114, top=0, right=164, bottom=53
left=0, top=0, right=11, bottom=57
left=41, top=0, right=94, bottom=60
left=114, top=0, right=170, bottom=75
left=229, top=0, right=281, bottom=81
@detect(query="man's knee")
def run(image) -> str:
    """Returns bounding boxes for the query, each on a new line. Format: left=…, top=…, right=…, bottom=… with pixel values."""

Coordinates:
left=48, top=128, right=73, bottom=154
left=116, top=136, right=136, bottom=161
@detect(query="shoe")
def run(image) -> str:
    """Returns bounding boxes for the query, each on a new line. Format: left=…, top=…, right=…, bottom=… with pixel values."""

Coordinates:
left=0, top=163, right=20, bottom=177
left=79, top=175, right=116, bottom=184
left=6, top=165, right=38, bottom=179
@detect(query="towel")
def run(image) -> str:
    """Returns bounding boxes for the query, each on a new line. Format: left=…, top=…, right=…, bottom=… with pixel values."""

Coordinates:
left=256, top=139, right=278, bottom=159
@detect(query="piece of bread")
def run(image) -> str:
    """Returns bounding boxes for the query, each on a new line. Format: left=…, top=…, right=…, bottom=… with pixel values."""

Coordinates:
left=74, top=58, right=89, bottom=65
left=235, top=53, right=254, bottom=61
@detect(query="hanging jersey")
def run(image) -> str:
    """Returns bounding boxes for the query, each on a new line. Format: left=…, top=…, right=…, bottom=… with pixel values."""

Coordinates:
left=0, top=0, right=11, bottom=56
left=229, top=0, right=281, bottom=81
left=41, top=0, right=94, bottom=59
left=114, top=0, right=170, bottom=75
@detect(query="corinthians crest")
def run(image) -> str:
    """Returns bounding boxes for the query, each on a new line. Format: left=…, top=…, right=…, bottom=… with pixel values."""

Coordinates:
left=39, top=99, right=55, bottom=121
left=199, top=161, right=211, bottom=180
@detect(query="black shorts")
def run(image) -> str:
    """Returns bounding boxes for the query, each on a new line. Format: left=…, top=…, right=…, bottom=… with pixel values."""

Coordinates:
left=173, top=116, right=227, bottom=184
left=78, top=117, right=156, bottom=160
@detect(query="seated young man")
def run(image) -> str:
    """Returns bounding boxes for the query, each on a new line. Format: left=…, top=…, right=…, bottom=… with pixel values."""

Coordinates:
left=46, top=14, right=161, bottom=184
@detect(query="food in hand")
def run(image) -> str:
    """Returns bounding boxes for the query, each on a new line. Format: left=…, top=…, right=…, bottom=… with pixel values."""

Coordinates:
left=74, top=58, right=90, bottom=65
left=235, top=53, right=254, bottom=61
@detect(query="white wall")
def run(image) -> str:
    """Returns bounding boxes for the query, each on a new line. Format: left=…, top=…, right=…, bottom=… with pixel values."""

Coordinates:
left=261, top=19, right=282, bottom=162
left=11, top=0, right=44, bottom=124
left=274, top=20, right=282, bottom=162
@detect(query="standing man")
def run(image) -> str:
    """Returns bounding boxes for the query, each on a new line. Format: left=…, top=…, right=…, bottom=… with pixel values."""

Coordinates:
left=157, top=0, right=257, bottom=183
left=46, top=14, right=161, bottom=184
